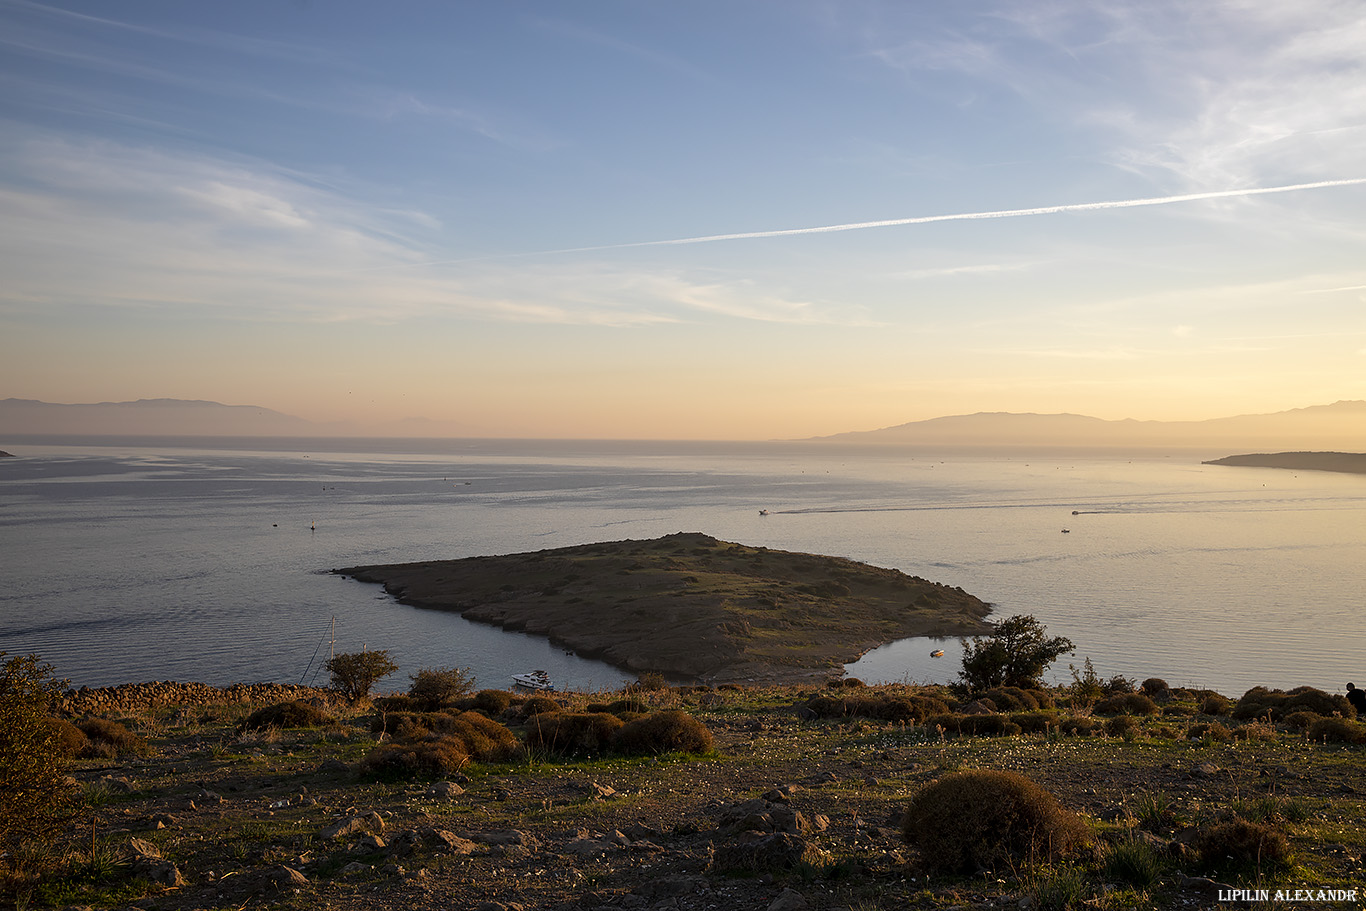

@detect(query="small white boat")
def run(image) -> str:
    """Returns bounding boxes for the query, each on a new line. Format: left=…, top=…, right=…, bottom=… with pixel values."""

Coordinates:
left=930, top=649, right=945, bottom=658
left=511, top=670, right=555, bottom=691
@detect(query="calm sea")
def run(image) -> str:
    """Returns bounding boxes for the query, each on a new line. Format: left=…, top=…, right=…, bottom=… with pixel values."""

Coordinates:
left=2, top=436, right=1364, bottom=697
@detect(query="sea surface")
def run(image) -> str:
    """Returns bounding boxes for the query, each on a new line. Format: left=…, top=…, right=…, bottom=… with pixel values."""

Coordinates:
left=2, top=436, right=1364, bottom=697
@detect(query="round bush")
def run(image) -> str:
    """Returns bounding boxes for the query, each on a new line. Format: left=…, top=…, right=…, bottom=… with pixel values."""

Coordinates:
left=241, top=700, right=333, bottom=731
left=901, top=770, right=1089, bottom=874
left=362, top=736, right=469, bottom=778
left=407, top=667, right=475, bottom=709
left=519, top=695, right=560, bottom=718
left=1191, top=818, right=1290, bottom=872
left=525, top=712, right=624, bottom=756
left=1093, top=693, right=1160, bottom=716
left=1140, top=678, right=1170, bottom=699
left=77, top=718, right=147, bottom=758
left=614, top=710, right=714, bottom=755
left=1058, top=716, right=1098, bottom=736
left=1106, top=715, right=1142, bottom=738
left=472, top=689, right=514, bottom=715
left=1306, top=717, right=1366, bottom=744
left=47, top=717, right=89, bottom=759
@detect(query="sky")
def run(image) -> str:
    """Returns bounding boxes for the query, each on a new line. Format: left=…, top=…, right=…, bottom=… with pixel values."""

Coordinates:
left=2, top=1, right=1365, bottom=439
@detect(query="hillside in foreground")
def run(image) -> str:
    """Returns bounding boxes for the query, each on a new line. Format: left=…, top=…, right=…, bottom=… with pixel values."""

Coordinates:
left=338, top=533, right=992, bottom=683
left=20, top=676, right=1366, bottom=910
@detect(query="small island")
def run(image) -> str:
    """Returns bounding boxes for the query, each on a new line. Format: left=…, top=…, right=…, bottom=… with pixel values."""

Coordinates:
left=1203, top=451, right=1366, bottom=475
left=338, top=532, right=991, bottom=683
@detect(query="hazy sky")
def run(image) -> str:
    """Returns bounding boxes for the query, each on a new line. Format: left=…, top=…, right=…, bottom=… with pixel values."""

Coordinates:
left=2, top=1, right=1364, bottom=439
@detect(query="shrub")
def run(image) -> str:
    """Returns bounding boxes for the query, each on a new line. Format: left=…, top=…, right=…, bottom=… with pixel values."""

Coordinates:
left=1140, top=678, right=1171, bottom=699
left=841, top=677, right=867, bottom=688
left=326, top=650, right=399, bottom=702
left=1186, top=722, right=1233, bottom=742
left=1011, top=711, right=1061, bottom=734
left=373, top=694, right=418, bottom=713
left=1106, top=715, right=1142, bottom=738
left=632, top=672, right=668, bottom=691
left=1283, top=710, right=1321, bottom=732
left=1306, top=717, right=1366, bottom=744
left=471, top=689, right=513, bottom=716
left=240, top=700, right=332, bottom=731
left=614, top=710, right=714, bottom=756
left=1105, top=836, right=1167, bottom=887
left=1191, top=818, right=1290, bottom=873
left=959, top=714, right=1022, bottom=737
left=1093, top=693, right=1160, bottom=716
left=1103, top=674, right=1137, bottom=695
left=1284, top=686, right=1351, bottom=718
left=407, top=667, right=476, bottom=709
left=925, top=712, right=964, bottom=733
left=901, top=770, right=1089, bottom=873
left=46, top=717, right=89, bottom=759
left=525, top=712, right=624, bottom=756
left=1199, top=695, right=1232, bottom=716
left=960, top=615, right=1074, bottom=690
left=979, top=687, right=1040, bottom=711
left=362, top=736, right=469, bottom=778
left=1058, top=716, right=1097, bottom=736
left=77, top=718, right=147, bottom=758
left=1, top=654, right=79, bottom=859
left=519, top=695, right=560, bottom=718
left=605, top=696, right=651, bottom=716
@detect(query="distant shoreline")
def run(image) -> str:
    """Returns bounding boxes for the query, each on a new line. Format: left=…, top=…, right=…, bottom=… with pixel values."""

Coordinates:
left=1202, top=451, right=1366, bottom=476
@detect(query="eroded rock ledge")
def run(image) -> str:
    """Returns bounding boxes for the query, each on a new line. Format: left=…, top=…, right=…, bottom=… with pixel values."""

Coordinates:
left=337, top=532, right=991, bottom=684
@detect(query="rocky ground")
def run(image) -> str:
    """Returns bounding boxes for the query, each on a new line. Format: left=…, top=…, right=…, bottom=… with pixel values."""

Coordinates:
left=21, top=681, right=1366, bottom=911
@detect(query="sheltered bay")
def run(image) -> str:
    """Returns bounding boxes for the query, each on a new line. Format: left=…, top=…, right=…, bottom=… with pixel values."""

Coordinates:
left=336, top=532, right=991, bottom=684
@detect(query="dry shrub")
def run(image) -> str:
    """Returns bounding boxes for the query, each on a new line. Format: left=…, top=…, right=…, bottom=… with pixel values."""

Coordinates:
left=807, top=693, right=949, bottom=723
left=1106, top=715, right=1143, bottom=738
left=1011, top=712, right=1061, bottom=734
left=471, top=689, right=514, bottom=716
left=444, top=710, right=521, bottom=760
left=371, top=711, right=437, bottom=741
left=615, top=710, right=714, bottom=755
left=841, top=677, right=867, bottom=688
left=1093, top=693, right=1160, bottom=716
left=1283, top=711, right=1321, bottom=732
left=901, top=770, right=1089, bottom=874
left=46, top=717, right=89, bottom=759
left=518, top=695, right=560, bottom=718
left=960, top=714, right=1022, bottom=737
left=1200, top=694, right=1232, bottom=716
left=1306, top=717, right=1366, bottom=744
left=980, top=687, right=1053, bottom=711
left=632, top=672, right=668, bottom=691
left=1058, top=716, right=1098, bottom=736
left=1186, top=722, right=1233, bottom=742
left=240, top=700, right=332, bottom=731
left=374, top=694, right=418, bottom=713
left=525, top=712, right=624, bottom=756
left=1140, top=678, right=1171, bottom=699
left=362, top=735, right=469, bottom=778
left=605, top=696, right=651, bottom=716
left=925, top=712, right=964, bottom=733
left=1229, top=686, right=1345, bottom=721
left=1191, top=818, right=1290, bottom=873
left=77, top=718, right=147, bottom=758
left=407, top=666, right=475, bottom=709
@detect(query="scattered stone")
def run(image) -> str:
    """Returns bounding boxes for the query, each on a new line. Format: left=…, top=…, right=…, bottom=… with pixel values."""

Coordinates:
left=564, top=837, right=612, bottom=857
left=101, top=776, right=136, bottom=794
left=471, top=829, right=540, bottom=850
left=1192, top=763, right=1222, bottom=779
left=340, top=862, right=371, bottom=875
left=420, top=828, right=479, bottom=855
left=356, top=833, right=386, bottom=851
left=718, top=798, right=815, bottom=835
left=768, top=888, right=810, bottom=911
left=322, top=813, right=383, bottom=841
left=125, top=837, right=161, bottom=860
left=197, top=788, right=223, bottom=804
left=427, top=780, right=465, bottom=799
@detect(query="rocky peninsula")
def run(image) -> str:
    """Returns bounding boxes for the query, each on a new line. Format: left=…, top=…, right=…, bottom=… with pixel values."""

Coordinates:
left=1203, top=451, right=1366, bottom=475
left=337, top=533, right=991, bottom=684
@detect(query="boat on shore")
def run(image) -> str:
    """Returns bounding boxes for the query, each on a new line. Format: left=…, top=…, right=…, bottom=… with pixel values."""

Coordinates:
left=512, top=670, right=555, bottom=691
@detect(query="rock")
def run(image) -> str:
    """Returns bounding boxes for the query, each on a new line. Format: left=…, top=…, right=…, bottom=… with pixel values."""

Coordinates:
left=356, top=833, right=386, bottom=851
left=421, top=828, right=479, bottom=854
left=196, top=788, right=223, bottom=804
left=125, top=837, right=161, bottom=859
left=767, top=888, right=810, bottom=911
left=340, top=862, right=371, bottom=875
left=639, top=875, right=708, bottom=899
left=426, top=780, right=465, bottom=799
left=564, top=837, right=612, bottom=857
left=321, top=814, right=381, bottom=840
left=492, top=787, right=512, bottom=801
left=1174, top=873, right=1236, bottom=899
left=1192, top=762, right=1221, bottom=779
left=761, top=784, right=799, bottom=802
left=101, top=776, right=136, bottom=793
left=471, top=829, right=539, bottom=850
left=140, top=859, right=186, bottom=887
left=317, top=758, right=350, bottom=773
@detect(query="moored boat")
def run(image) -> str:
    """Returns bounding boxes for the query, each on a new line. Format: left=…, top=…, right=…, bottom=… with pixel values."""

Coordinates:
left=512, top=670, right=555, bottom=691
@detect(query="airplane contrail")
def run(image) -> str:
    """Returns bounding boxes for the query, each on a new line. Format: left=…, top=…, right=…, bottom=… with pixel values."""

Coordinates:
left=378, top=177, right=1366, bottom=269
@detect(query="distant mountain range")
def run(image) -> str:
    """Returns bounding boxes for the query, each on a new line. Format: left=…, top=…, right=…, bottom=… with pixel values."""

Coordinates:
left=812, top=400, right=1366, bottom=451
left=1, top=397, right=1364, bottom=451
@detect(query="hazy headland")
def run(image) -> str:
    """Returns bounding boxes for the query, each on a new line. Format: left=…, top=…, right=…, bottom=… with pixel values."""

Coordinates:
left=1203, top=451, right=1366, bottom=475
